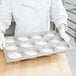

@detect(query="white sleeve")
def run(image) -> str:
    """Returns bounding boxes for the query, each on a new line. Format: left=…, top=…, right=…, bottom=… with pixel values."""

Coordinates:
left=0, top=0, right=12, bottom=32
left=50, top=0, right=68, bottom=28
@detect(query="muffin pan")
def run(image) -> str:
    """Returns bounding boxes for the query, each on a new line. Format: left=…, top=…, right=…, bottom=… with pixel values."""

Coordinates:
left=3, top=31, right=69, bottom=62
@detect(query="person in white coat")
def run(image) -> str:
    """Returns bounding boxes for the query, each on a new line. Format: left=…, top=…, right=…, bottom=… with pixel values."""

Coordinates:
left=0, top=0, right=70, bottom=49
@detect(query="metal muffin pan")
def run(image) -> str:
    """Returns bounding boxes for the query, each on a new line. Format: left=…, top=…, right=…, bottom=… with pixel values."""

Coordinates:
left=3, top=31, right=69, bottom=62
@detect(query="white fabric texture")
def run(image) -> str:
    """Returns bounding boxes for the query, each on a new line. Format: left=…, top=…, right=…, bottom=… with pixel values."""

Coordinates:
left=0, top=0, right=68, bottom=35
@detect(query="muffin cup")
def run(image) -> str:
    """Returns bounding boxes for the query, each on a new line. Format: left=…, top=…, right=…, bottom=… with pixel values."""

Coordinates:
left=55, top=42, right=69, bottom=52
left=7, top=52, right=22, bottom=59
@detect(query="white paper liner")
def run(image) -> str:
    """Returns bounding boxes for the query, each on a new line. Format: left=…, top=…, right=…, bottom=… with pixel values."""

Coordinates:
left=35, top=41, right=47, bottom=46
left=6, top=39, right=15, bottom=43
left=6, top=46, right=18, bottom=50
left=25, top=51, right=38, bottom=56
left=44, top=33, right=55, bottom=37
left=50, top=39, right=60, bottom=43
left=40, top=48, right=54, bottom=53
left=18, top=37, right=29, bottom=41
left=31, top=35, right=42, bottom=39
left=55, top=45, right=68, bottom=50
left=21, top=43, right=33, bottom=48
left=8, top=52, right=22, bottom=59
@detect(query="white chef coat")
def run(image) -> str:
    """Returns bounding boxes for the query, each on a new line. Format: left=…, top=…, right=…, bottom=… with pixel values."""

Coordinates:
left=0, top=0, right=68, bottom=35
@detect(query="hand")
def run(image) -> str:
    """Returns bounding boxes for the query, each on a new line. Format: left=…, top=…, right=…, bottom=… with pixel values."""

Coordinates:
left=0, top=31, right=5, bottom=49
left=58, top=24, right=70, bottom=43
left=59, top=30, right=70, bottom=43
